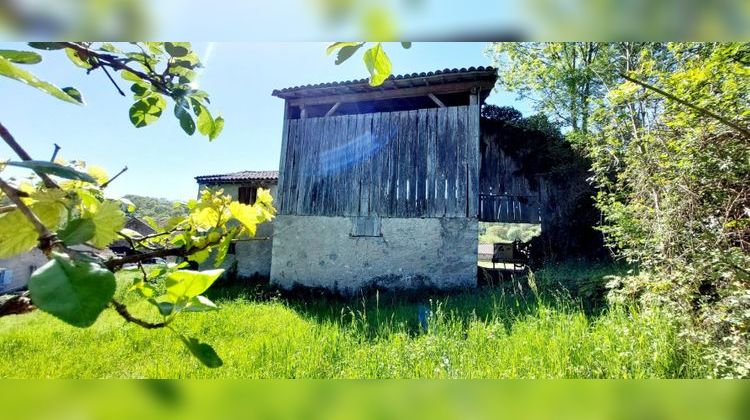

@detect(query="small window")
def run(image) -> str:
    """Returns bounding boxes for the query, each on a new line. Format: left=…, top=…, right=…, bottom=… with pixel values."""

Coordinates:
left=238, top=186, right=257, bottom=205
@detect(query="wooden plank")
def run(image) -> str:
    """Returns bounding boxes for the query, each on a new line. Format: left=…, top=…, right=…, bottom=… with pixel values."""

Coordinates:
left=425, top=108, right=437, bottom=217
left=444, top=107, right=458, bottom=216
left=276, top=104, right=290, bottom=214
left=386, top=111, right=399, bottom=216
left=434, top=107, right=447, bottom=217
left=279, top=118, right=293, bottom=214
left=286, top=119, right=301, bottom=215
left=359, top=113, right=373, bottom=216
left=294, top=118, right=309, bottom=215
left=467, top=104, right=480, bottom=218
left=456, top=106, right=468, bottom=217
left=396, top=111, right=410, bottom=217
left=370, top=112, right=383, bottom=216
left=318, top=116, right=333, bottom=215
left=324, top=101, right=341, bottom=117
left=407, top=110, right=419, bottom=216
left=427, top=93, right=446, bottom=108
left=332, top=115, right=345, bottom=216
left=416, top=108, right=428, bottom=216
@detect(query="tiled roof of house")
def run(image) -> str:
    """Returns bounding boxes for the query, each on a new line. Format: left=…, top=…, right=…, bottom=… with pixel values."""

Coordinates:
left=195, top=170, right=279, bottom=184
left=272, top=66, right=497, bottom=99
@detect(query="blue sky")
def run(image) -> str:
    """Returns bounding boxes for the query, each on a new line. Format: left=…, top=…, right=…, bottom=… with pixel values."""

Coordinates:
left=1, top=42, right=533, bottom=200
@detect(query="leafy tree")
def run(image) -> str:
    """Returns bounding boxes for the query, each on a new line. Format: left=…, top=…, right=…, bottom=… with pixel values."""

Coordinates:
left=492, top=42, right=750, bottom=377
left=0, top=42, right=275, bottom=367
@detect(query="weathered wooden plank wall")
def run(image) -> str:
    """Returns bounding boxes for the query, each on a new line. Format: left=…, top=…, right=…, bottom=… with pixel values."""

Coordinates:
left=478, top=125, right=542, bottom=223
left=278, top=105, right=480, bottom=218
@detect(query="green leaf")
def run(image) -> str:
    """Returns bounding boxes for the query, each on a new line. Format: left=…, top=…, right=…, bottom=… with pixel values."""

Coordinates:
left=178, top=335, right=223, bottom=368
left=99, top=43, right=121, bottom=53
left=192, top=101, right=214, bottom=136
left=5, top=160, right=96, bottom=182
left=129, top=95, right=166, bottom=128
left=326, top=42, right=362, bottom=55
left=335, top=44, right=364, bottom=65
left=64, top=48, right=93, bottom=69
left=87, top=200, right=126, bottom=248
left=214, top=230, right=236, bottom=268
left=209, top=116, right=224, bottom=141
left=130, top=82, right=150, bottom=100
left=187, top=248, right=210, bottom=264
left=362, top=43, right=392, bottom=86
left=401, top=42, right=412, bottom=49
left=28, top=42, right=66, bottom=50
left=229, top=202, right=257, bottom=236
left=0, top=210, right=38, bottom=258
left=0, top=57, right=84, bottom=105
left=62, top=87, right=84, bottom=104
left=28, top=252, right=116, bottom=328
left=165, top=42, right=191, bottom=58
left=57, top=218, right=96, bottom=246
left=121, top=70, right=142, bottom=83
left=148, top=299, right=175, bottom=316
left=184, top=295, right=219, bottom=312
left=175, top=103, right=196, bottom=135
left=165, top=269, right=224, bottom=302
left=0, top=50, right=42, bottom=64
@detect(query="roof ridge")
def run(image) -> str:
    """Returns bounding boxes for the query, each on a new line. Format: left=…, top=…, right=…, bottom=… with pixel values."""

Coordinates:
left=272, top=66, right=496, bottom=96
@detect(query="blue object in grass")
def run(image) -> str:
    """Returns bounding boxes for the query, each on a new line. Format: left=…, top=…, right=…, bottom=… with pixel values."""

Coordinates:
left=417, top=304, right=431, bottom=332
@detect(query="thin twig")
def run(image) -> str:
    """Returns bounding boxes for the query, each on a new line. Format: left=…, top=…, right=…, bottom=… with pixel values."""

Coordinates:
left=100, top=166, right=128, bottom=189
left=110, top=299, right=169, bottom=329
left=98, top=62, right=126, bottom=97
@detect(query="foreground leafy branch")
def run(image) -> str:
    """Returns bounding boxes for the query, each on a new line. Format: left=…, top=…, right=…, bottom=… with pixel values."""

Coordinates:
left=0, top=42, right=273, bottom=367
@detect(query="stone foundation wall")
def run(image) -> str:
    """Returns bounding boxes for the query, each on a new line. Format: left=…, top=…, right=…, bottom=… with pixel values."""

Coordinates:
left=270, top=215, right=477, bottom=293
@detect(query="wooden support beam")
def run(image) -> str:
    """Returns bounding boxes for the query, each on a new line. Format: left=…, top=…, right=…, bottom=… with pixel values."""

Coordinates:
left=324, top=102, right=341, bottom=117
left=428, top=93, right=446, bottom=108
left=287, top=80, right=496, bottom=107
left=470, top=87, right=479, bottom=105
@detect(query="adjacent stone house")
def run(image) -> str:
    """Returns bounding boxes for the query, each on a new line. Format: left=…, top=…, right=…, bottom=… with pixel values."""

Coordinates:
left=0, top=249, right=46, bottom=293
left=195, top=170, right=278, bottom=278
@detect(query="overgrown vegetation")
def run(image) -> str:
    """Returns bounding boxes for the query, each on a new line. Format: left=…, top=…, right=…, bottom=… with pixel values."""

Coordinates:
left=492, top=42, right=750, bottom=377
left=0, top=265, right=707, bottom=378
left=478, top=222, right=541, bottom=244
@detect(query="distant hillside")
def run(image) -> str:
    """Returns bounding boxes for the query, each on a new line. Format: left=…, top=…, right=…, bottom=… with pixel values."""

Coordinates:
left=123, top=195, right=190, bottom=227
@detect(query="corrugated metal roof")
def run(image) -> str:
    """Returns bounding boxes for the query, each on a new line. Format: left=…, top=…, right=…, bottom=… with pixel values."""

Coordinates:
left=195, top=170, right=279, bottom=184
left=272, top=66, right=497, bottom=98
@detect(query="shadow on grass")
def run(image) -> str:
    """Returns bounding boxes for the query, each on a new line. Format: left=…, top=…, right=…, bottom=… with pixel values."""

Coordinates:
left=204, top=261, right=631, bottom=339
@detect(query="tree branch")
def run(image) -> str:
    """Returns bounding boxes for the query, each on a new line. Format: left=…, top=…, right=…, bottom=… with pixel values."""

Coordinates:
left=110, top=299, right=169, bottom=329
left=0, top=122, right=58, bottom=188
left=619, top=72, right=750, bottom=139
left=0, top=177, right=57, bottom=254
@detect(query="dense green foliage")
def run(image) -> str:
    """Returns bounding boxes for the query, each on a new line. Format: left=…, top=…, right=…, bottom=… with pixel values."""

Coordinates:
left=123, top=194, right=189, bottom=227
left=0, top=265, right=706, bottom=378
left=491, top=42, right=750, bottom=377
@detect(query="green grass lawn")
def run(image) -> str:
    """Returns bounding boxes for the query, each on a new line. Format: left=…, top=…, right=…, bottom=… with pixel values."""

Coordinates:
left=0, top=264, right=708, bottom=378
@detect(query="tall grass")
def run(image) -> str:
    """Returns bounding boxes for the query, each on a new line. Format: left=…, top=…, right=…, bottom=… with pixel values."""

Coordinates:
left=0, top=265, right=707, bottom=378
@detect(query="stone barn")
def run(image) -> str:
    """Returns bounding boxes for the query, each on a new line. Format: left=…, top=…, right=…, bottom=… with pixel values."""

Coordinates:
left=268, top=67, right=498, bottom=292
